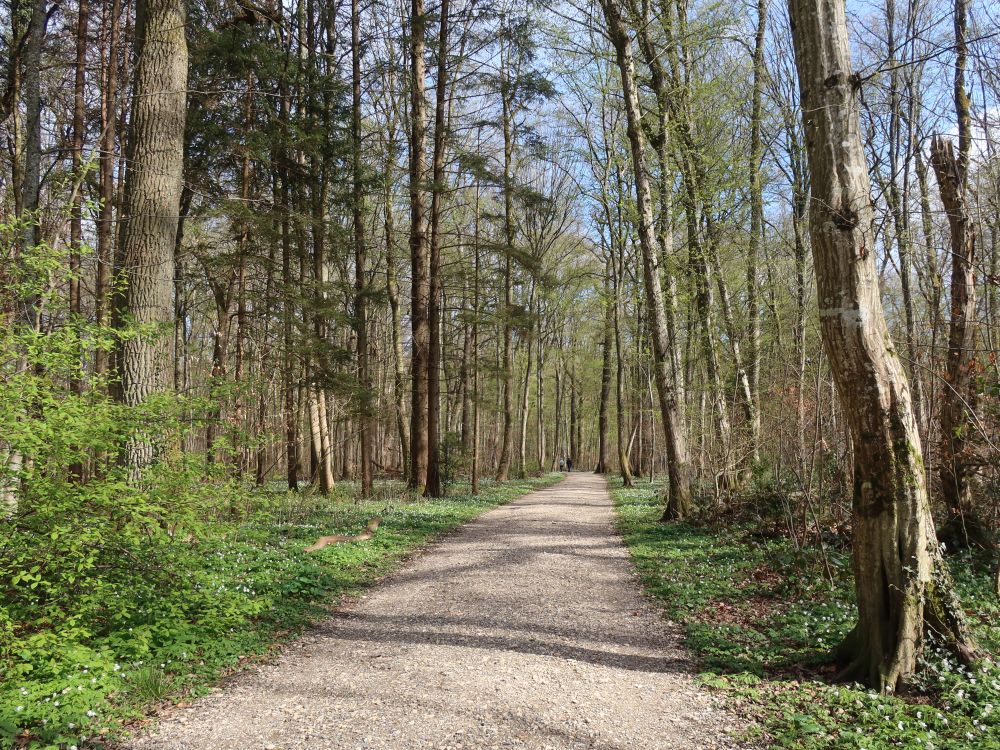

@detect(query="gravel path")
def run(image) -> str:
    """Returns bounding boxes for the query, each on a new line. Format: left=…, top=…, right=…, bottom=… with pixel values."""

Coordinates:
left=128, top=473, right=743, bottom=749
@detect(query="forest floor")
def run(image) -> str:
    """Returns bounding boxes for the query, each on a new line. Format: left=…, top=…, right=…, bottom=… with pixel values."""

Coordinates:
left=613, top=479, right=1000, bottom=750
left=125, top=473, right=742, bottom=750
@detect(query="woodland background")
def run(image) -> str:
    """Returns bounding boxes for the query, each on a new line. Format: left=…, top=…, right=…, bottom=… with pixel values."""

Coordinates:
left=1, top=0, right=1000, bottom=747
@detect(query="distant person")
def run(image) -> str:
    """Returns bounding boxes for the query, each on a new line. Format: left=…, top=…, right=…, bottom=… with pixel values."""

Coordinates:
left=558, top=457, right=565, bottom=471
left=567, top=457, right=573, bottom=472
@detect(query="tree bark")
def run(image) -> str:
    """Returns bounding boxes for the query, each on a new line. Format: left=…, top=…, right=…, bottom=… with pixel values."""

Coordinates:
left=569, top=360, right=578, bottom=469
left=496, top=62, right=516, bottom=482
left=518, top=328, right=533, bottom=478
left=70, top=0, right=89, bottom=326
left=18, top=0, right=45, bottom=331
left=96, top=0, right=122, bottom=379
left=596, top=257, right=613, bottom=474
left=612, top=244, right=633, bottom=487
left=746, top=0, right=766, bottom=461
left=931, top=0, right=986, bottom=549
left=279, top=72, right=299, bottom=490
left=471, top=177, right=482, bottom=493
left=384, top=126, right=410, bottom=479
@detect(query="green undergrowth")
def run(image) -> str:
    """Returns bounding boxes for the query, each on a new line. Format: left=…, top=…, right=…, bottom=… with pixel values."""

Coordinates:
left=612, top=479, right=1000, bottom=750
left=1, top=474, right=562, bottom=749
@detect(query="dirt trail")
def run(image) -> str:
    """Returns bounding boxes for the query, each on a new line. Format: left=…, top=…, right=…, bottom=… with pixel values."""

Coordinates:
left=129, top=473, right=742, bottom=749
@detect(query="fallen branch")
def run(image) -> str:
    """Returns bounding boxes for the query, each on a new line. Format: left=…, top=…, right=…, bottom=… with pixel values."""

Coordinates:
left=304, top=518, right=381, bottom=553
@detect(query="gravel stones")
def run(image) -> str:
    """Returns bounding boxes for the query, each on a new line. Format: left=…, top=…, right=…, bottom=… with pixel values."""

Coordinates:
left=126, top=473, right=743, bottom=750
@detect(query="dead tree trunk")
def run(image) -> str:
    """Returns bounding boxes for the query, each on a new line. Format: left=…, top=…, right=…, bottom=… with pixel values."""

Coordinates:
left=931, top=0, right=988, bottom=550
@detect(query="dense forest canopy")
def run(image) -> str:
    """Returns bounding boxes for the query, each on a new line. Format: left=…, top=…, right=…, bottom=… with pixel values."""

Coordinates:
left=2, top=0, right=1000, bottom=746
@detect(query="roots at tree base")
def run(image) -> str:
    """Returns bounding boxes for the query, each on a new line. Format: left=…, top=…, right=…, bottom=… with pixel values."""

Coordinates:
left=833, top=575, right=978, bottom=693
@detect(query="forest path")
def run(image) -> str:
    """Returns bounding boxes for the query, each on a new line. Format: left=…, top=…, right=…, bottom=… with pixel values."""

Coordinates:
left=129, top=473, right=741, bottom=750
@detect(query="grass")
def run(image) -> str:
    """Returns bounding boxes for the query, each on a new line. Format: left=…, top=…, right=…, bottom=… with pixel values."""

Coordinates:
left=612, top=479, right=1000, bottom=750
left=1, top=473, right=563, bottom=750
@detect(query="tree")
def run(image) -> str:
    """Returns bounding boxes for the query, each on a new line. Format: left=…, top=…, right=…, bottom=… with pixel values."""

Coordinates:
left=116, top=0, right=188, bottom=470
left=745, top=0, right=766, bottom=461
left=409, top=0, right=430, bottom=492
left=932, top=0, right=986, bottom=549
left=598, top=0, right=693, bottom=518
left=353, top=0, right=373, bottom=498
left=425, top=0, right=451, bottom=498
left=786, top=0, right=976, bottom=691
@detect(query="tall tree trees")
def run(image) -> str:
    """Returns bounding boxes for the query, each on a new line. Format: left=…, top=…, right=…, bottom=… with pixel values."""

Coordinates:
left=425, top=0, right=451, bottom=498
left=1, top=0, right=998, bottom=704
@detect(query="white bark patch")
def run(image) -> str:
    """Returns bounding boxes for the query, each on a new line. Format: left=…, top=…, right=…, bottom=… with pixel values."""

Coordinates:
left=819, top=307, right=864, bottom=328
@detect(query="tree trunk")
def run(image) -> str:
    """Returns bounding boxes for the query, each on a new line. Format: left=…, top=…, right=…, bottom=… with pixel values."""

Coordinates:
left=931, top=0, right=986, bottom=550
left=914, top=140, right=941, bottom=446
left=706, top=210, right=754, bottom=479
left=687, top=196, right=732, bottom=485
left=425, top=0, right=450, bottom=498
left=310, top=176, right=334, bottom=495
left=596, top=259, right=613, bottom=474
left=460, top=274, right=474, bottom=453
left=569, top=361, right=578, bottom=469
left=67, top=0, right=89, bottom=481
left=787, top=0, right=976, bottom=692
left=599, top=0, right=693, bottom=517
left=746, top=0, right=766, bottom=461
left=496, top=78, right=516, bottom=482
left=116, top=0, right=188, bottom=471
left=408, top=0, right=430, bottom=492
left=536, top=327, right=545, bottom=473
left=518, top=343, right=532, bottom=477
left=206, top=280, right=233, bottom=465
left=384, top=132, right=410, bottom=479
left=279, top=80, right=299, bottom=490
left=96, top=0, right=122, bottom=379
left=471, top=178, right=482, bottom=493
left=612, top=246, right=633, bottom=488
left=70, top=0, right=88, bottom=326
left=352, top=0, right=373, bottom=497
left=19, top=0, right=45, bottom=331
